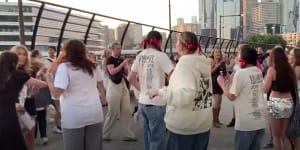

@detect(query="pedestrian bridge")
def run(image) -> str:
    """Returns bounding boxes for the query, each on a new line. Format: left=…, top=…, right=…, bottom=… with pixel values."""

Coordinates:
left=10, top=0, right=279, bottom=57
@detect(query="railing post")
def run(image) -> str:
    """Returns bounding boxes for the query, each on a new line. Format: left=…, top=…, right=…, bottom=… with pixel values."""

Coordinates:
left=31, top=3, right=44, bottom=50
left=84, top=14, right=95, bottom=44
left=120, top=22, right=130, bottom=48
left=57, top=9, right=71, bottom=56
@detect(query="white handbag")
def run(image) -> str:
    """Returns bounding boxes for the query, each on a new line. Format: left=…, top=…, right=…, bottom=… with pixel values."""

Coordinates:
left=18, top=111, right=35, bottom=133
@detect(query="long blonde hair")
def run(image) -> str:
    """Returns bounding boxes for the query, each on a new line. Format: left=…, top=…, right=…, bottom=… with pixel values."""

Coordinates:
left=10, top=45, right=32, bottom=75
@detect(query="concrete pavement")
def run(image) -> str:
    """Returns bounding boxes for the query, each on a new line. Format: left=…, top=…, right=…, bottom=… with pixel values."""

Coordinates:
left=35, top=98, right=270, bottom=150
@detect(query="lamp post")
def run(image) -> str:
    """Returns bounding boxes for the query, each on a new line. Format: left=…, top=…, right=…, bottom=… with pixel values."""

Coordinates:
left=168, top=0, right=172, bottom=54
left=219, top=14, right=243, bottom=38
left=271, top=26, right=275, bottom=35
left=18, top=0, right=25, bottom=45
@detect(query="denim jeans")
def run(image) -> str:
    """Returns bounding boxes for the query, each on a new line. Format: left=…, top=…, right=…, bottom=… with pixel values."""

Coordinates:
left=235, top=129, right=265, bottom=150
left=141, top=104, right=166, bottom=150
left=166, top=130, right=210, bottom=150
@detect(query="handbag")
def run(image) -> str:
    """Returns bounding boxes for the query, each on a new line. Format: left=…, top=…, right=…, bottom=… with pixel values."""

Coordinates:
left=18, top=111, right=35, bottom=133
left=24, top=97, right=37, bottom=116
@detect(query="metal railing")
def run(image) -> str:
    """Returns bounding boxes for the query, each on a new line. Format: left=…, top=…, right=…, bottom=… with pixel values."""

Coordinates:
left=26, top=0, right=281, bottom=55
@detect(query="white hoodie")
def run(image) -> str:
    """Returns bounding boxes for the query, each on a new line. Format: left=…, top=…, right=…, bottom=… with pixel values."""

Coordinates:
left=159, top=54, right=213, bottom=135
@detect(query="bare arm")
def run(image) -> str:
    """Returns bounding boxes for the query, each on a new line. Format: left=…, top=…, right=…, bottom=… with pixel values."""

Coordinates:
left=107, top=59, right=127, bottom=75
left=26, top=77, right=47, bottom=89
left=97, top=81, right=107, bottom=105
left=264, top=67, right=274, bottom=93
left=217, top=76, right=236, bottom=101
left=46, top=73, right=64, bottom=98
left=128, top=71, right=140, bottom=91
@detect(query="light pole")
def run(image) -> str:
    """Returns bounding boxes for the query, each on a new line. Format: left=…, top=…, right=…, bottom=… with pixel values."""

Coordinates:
left=168, top=0, right=172, bottom=54
left=219, top=14, right=243, bottom=38
left=271, top=26, right=275, bottom=35
left=18, top=0, right=25, bottom=45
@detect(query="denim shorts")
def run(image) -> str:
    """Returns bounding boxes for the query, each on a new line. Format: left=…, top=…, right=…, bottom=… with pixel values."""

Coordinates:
left=269, top=97, right=293, bottom=119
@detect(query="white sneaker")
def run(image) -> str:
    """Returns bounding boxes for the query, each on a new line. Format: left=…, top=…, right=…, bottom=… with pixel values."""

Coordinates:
left=41, top=137, right=48, bottom=145
left=52, top=126, right=62, bottom=134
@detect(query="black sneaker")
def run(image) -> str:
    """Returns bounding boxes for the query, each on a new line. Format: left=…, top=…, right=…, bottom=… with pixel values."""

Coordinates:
left=227, top=118, right=235, bottom=127
left=263, top=141, right=273, bottom=149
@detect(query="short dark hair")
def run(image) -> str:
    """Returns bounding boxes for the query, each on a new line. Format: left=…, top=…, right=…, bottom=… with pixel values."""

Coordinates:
left=142, top=31, right=162, bottom=51
left=48, top=46, right=56, bottom=51
left=240, top=46, right=257, bottom=66
left=31, top=50, right=40, bottom=58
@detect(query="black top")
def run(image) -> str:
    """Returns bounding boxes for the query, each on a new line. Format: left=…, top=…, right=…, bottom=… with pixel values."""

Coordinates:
left=211, top=62, right=227, bottom=79
left=271, top=80, right=293, bottom=93
left=0, top=71, right=30, bottom=150
left=107, top=56, right=125, bottom=84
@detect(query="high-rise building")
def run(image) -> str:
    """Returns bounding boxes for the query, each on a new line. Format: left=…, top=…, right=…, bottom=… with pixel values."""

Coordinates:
left=279, top=0, right=299, bottom=33
left=242, top=0, right=257, bottom=39
left=223, top=0, right=241, bottom=39
left=115, top=23, right=143, bottom=49
left=191, top=16, right=198, bottom=24
left=177, top=18, right=184, bottom=25
left=216, top=0, right=242, bottom=39
left=102, top=25, right=115, bottom=49
left=199, top=0, right=217, bottom=29
left=252, top=1, right=281, bottom=34
left=0, top=2, right=104, bottom=52
left=281, top=32, right=300, bottom=46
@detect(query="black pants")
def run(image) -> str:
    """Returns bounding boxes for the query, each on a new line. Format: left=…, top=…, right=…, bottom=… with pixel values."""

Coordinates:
left=35, top=109, right=47, bottom=138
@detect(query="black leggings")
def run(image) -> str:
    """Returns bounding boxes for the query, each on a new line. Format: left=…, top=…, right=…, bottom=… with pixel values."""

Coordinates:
left=35, top=109, right=47, bottom=138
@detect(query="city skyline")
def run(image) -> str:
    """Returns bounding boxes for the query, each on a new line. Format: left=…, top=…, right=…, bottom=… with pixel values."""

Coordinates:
left=26, top=0, right=198, bottom=29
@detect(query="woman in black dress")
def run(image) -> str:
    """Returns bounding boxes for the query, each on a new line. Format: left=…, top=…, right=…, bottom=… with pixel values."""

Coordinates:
left=0, top=51, right=47, bottom=150
left=210, top=47, right=226, bottom=128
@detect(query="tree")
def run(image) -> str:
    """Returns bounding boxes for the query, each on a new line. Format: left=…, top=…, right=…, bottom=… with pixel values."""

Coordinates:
left=246, top=34, right=287, bottom=49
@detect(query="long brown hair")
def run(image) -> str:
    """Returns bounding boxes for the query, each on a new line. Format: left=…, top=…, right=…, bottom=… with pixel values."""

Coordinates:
left=269, top=47, right=295, bottom=90
left=63, top=39, right=96, bottom=76
left=0, top=51, right=18, bottom=91
left=293, top=48, right=300, bottom=67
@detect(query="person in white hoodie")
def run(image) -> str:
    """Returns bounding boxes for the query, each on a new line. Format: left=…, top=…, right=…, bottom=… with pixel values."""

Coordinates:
left=149, top=31, right=213, bottom=150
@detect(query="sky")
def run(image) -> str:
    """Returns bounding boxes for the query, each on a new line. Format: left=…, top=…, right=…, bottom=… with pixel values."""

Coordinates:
left=3, top=0, right=199, bottom=29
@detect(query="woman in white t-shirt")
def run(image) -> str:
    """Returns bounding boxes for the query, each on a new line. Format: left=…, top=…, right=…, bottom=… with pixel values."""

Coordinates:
left=46, top=40, right=106, bottom=150
left=217, top=46, right=267, bottom=150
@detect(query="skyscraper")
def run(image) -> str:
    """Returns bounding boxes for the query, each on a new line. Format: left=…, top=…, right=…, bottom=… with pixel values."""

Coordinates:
left=242, top=0, right=257, bottom=39
left=199, top=0, right=217, bottom=29
left=252, top=1, right=281, bottom=34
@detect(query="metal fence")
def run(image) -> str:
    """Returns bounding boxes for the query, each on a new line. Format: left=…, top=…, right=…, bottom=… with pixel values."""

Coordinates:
left=26, top=0, right=280, bottom=56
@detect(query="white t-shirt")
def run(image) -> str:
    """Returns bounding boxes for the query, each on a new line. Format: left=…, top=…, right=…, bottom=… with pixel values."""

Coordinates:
left=230, top=66, right=267, bottom=131
left=54, top=63, right=104, bottom=129
left=131, top=48, right=174, bottom=106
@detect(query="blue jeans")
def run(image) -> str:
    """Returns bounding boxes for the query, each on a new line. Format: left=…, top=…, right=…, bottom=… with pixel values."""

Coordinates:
left=166, top=130, right=210, bottom=150
left=235, top=129, right=265, bottom=150
left=141, top=104, right=166, bottom=150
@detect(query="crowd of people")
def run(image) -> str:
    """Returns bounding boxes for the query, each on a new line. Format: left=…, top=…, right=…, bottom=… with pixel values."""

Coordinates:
left=1, top=30, right=300, bottom=150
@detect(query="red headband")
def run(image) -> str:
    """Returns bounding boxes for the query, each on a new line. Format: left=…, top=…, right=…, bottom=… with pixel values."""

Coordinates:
left=186, top=42, right=202, bottom=54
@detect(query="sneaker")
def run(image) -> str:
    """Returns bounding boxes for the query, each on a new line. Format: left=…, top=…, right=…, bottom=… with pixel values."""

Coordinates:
left=227, top=118, right=235, bottom=127
left=103, top=138, right=112, bottom=141
left=52, top=126, right=62, bottom=134
left=213, top=122, right=221, bottom=128
left=263, top=141, right=273, bottom=149
left=123, top=137, right=137, bottom=142
left=41, top=137, right=48, bottom=145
